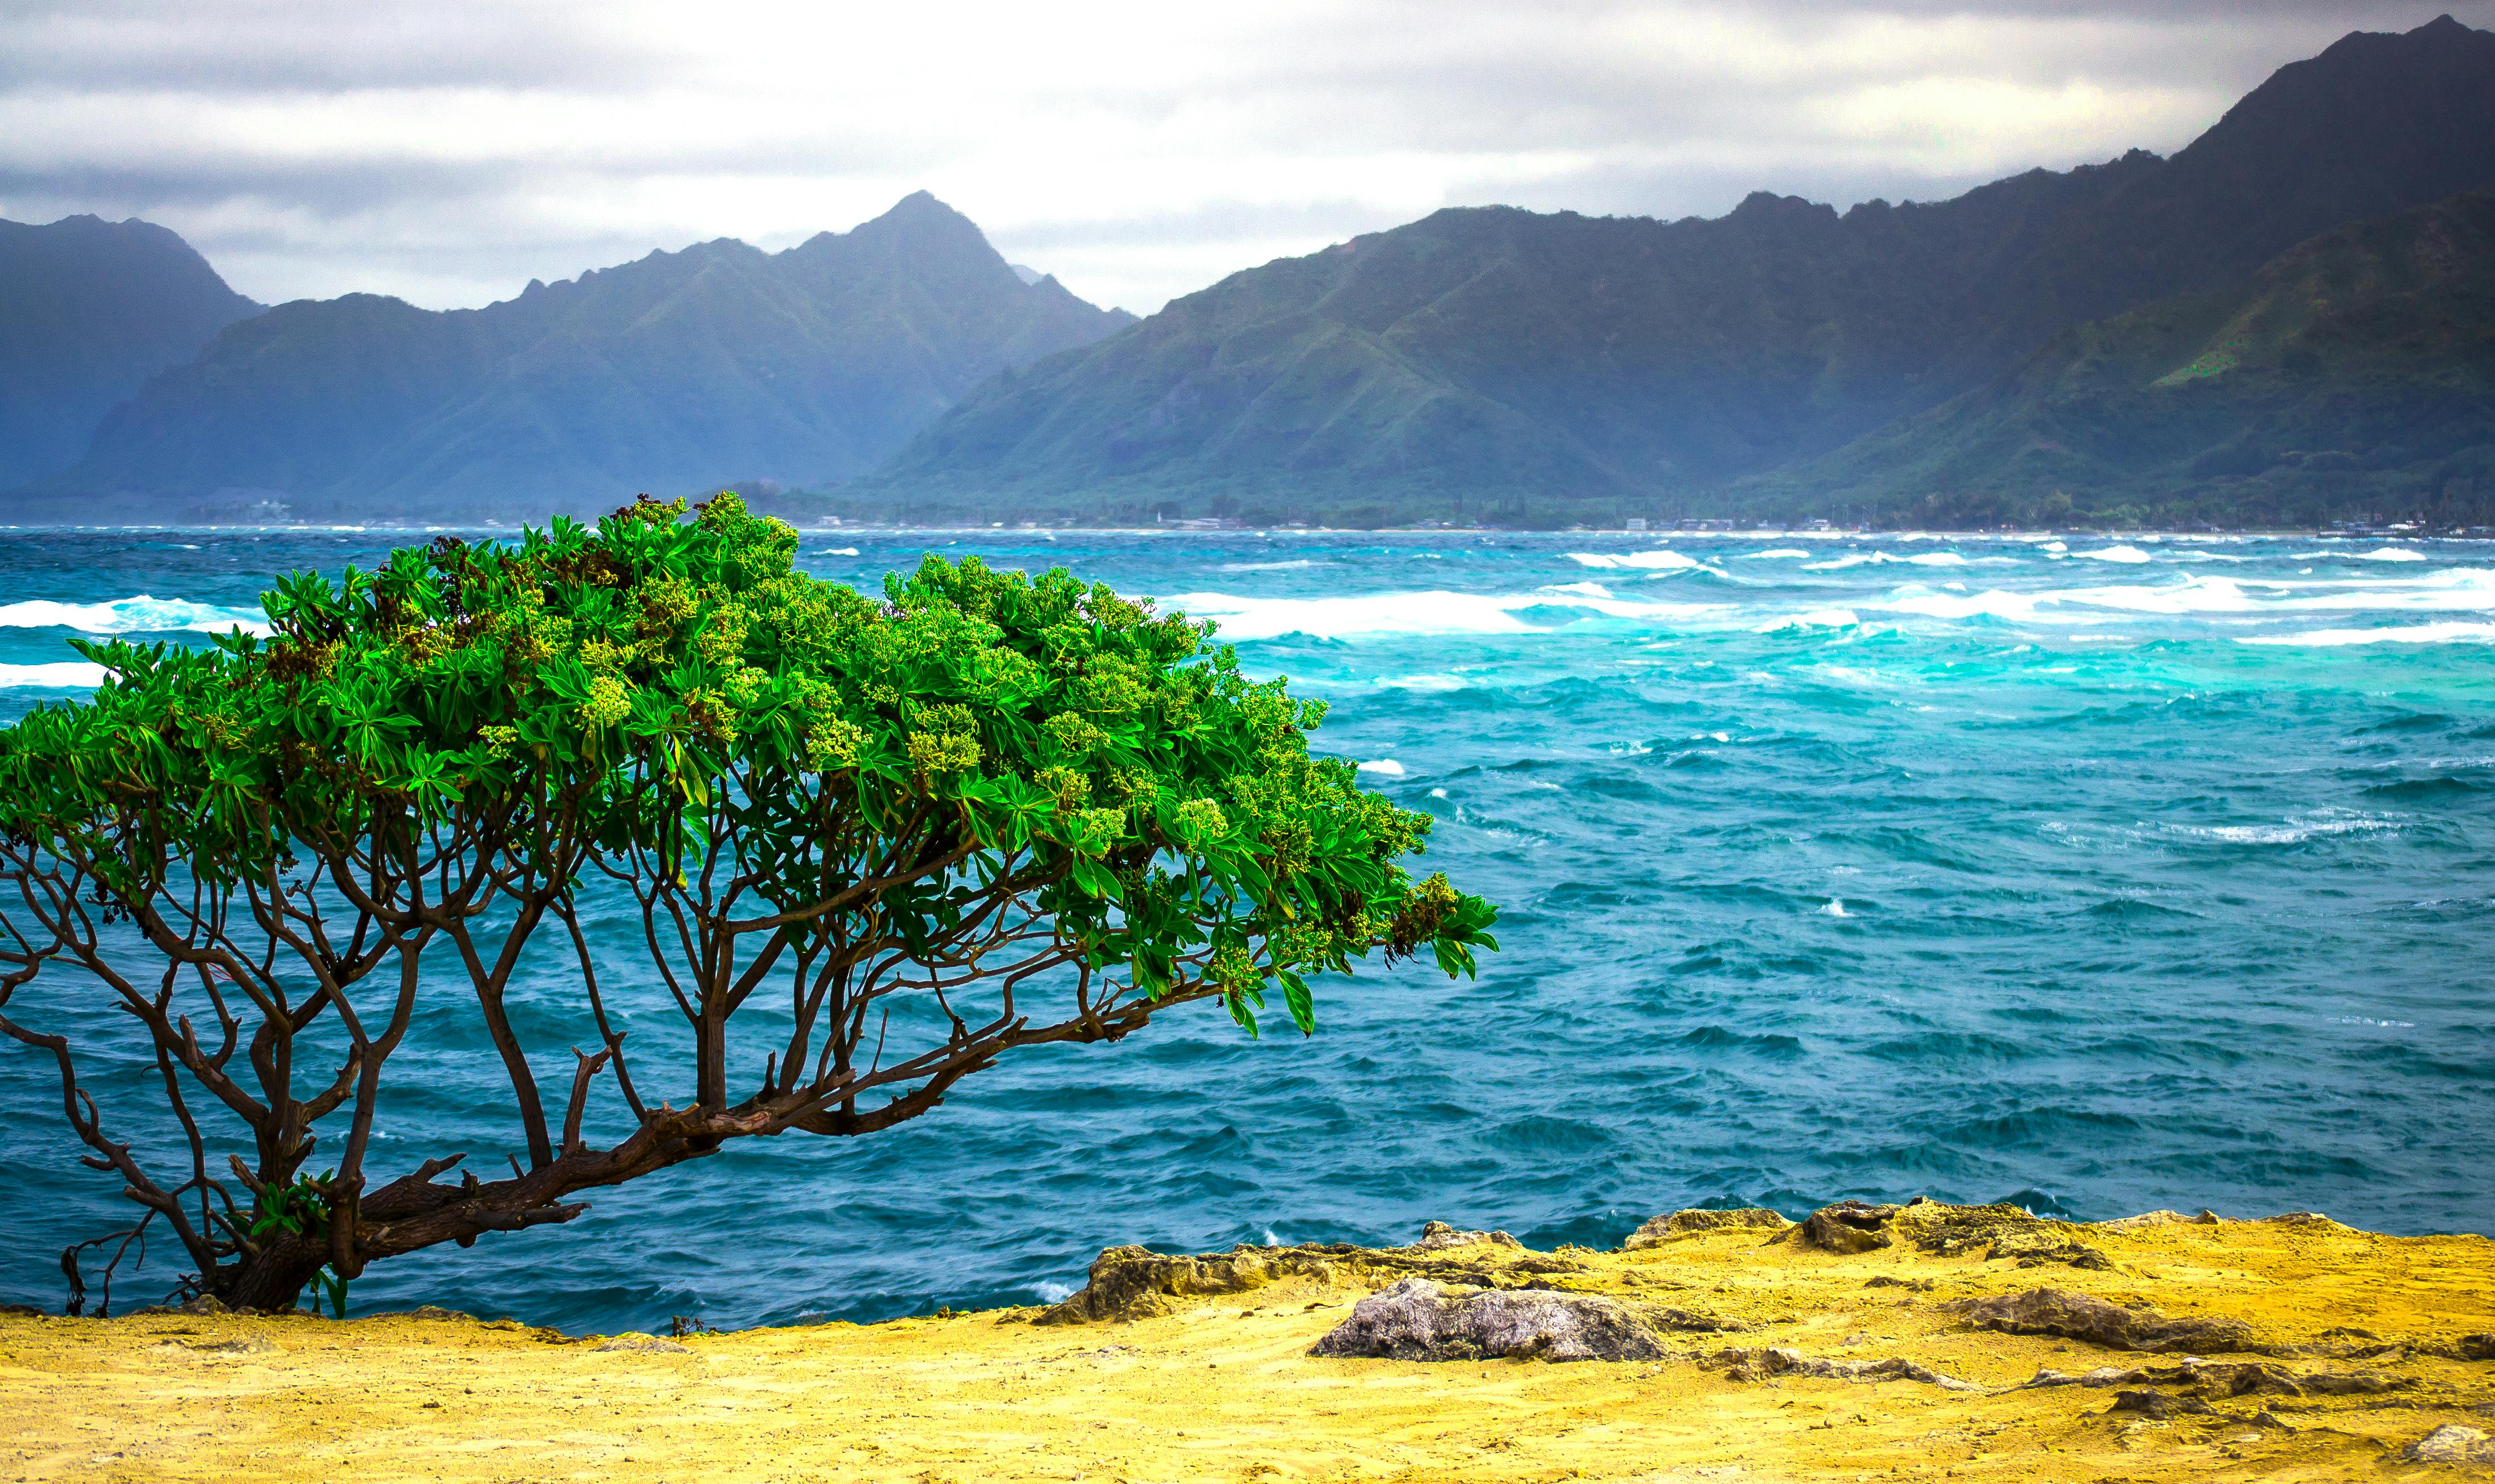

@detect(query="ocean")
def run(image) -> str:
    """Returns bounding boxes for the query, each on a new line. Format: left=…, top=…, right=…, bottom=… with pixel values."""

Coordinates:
left=0, top=526, right=2489, bottom=1330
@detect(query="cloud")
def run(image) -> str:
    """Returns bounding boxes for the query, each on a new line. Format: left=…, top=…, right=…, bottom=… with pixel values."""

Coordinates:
left=1, top=0, right=2488, bottom=314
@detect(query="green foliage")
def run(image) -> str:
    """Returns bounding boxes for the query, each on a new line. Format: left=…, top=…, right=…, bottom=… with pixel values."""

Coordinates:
left=0, top=492, right=1496, bottom=1299
left=0, top=491, right=1493, bottom=1036
left=246, top=1175, right=348, bottom=1318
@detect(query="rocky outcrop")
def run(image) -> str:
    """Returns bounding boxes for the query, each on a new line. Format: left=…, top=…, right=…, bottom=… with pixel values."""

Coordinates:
left=2021, top=1359, right=2406, bottom=1398
left=1776, top=1200, right=2115, bottom=1270
left=8, top=1192, right=2493, bottom=1483
left=2093, top=1209, right=2220, bottom=1232
left=1408, top=1221, right=1523, bottom=1251
left=2109, top=1389, right=2215, bottom=1419
left=1036, top=1244, right=1346, bottom=1324
left=590, top=1333, right=691, bottom=1353
left=1794, top=1201, right=1900, bottom=1254
left=1309, top=1279, right=1665, bottom=1362
left=1623, top=1207, right=1792, bottom=1249
left=1038, top=1231, right=1588, bottom=1324
left=1958, top=1287, right=2267, bottom=1355
left=2411, top=1425, right=2495, bottom=1465
left=1702, top=1345, right=1978, bottom=1391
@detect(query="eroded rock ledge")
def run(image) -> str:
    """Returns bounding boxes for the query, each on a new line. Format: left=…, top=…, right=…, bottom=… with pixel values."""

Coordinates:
left=3, top=1198, right=2491, bottom=1483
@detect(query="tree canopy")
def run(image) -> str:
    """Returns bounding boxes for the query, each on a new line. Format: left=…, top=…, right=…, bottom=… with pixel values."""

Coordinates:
left=0, top=496, right=1495, bottom=1313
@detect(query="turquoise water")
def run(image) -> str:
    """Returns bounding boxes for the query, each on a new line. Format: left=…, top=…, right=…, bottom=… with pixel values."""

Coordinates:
left=1, top=528, right=2490, bottom=1328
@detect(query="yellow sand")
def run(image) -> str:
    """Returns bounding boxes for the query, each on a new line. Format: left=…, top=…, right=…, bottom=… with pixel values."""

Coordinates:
left=5, top=1209, right=2492, bottom=1482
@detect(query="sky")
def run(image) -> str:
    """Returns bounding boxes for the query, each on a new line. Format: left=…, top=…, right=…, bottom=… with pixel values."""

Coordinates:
left=3, top=1, right=2490, bottom=316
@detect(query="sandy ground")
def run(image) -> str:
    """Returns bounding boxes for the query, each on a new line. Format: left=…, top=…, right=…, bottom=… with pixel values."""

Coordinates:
left=5, top=1207, right=2493, bottom=1482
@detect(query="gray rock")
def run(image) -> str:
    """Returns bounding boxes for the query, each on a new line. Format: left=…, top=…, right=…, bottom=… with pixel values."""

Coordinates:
left=1649, top=1306, right=1738, bottom=1334
left=1622, top=1207, right=1792, bottom=1249
left=1796, top=1201, right=1900, bottom=1255
left=2022, top=1360, right=2303, bottom=1396
left=1957, top=1286, right=2266, bottom=1354
left=2109, top=1390, right=2214, bottom=1419
left=2409, top=1425, right=2495, bottom=1465
left=1708, top=1344, right=1978, bottom=1391
left=1410, top=1221, right=1523, bottom=1251
left=1309, top=1278, right=1665, bottom=1362
left=591, top=1333, right=692, bottom=1354
left=2092, top=1210, right=2190, bottom=1232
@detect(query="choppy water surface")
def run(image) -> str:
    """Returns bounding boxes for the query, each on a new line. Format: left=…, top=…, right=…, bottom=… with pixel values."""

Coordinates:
left=1, top=528, right=2489, bottom=1329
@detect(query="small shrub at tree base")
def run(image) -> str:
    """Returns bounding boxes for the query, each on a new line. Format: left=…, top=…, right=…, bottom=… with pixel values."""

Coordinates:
left=0, top=494, right=1496, bottom=1314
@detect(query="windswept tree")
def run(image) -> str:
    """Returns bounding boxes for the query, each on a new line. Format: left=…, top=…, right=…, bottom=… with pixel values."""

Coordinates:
left=0, top=496, right=1495, bottom=1313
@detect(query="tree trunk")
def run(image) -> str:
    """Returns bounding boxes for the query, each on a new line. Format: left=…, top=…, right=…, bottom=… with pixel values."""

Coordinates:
left=218, top=1234, right=330, bottom=1313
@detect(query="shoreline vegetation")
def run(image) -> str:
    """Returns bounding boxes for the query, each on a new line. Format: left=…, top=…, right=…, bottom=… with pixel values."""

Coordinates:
left=7, top=1200, right=2491, bottom=1481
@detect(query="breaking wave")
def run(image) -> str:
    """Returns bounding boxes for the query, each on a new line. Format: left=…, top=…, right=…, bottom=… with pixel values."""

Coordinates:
left=0, top=595, right=268, bottom=636
left=1566, top=549, right=1714, bottom=571
left=2240, top=620, right=2495, bottom=647
left=1160, top=589, right=1723, bottom=640
left=0, top=662, right=110, bottom=689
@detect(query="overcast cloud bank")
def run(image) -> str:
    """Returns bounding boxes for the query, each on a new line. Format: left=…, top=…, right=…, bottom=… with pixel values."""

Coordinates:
left=3, top=0, right=2490, bottom=313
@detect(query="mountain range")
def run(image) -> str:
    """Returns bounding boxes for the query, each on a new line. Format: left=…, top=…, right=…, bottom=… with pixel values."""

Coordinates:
left=861, top=15, right=2495, bottom=528
left=1761, top=190, right=2495, bottom=530
left=6, top=16, right=2494, bottom=528
left=15, top=193, right=1131, bottom=521
left=0, top=215, right=259, bottom=492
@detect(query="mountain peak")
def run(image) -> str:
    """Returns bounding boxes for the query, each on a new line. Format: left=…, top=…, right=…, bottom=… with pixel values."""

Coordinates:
left=865, top=190, right=975, bottom=233
left=0, top=214, right=261, bottom=489
left=27, top=195, right=1133, bottom=517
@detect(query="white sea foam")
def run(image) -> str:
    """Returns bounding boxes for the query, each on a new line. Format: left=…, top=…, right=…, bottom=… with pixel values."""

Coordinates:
left=1803, top=551, right=1970, bottom=571
left=1754, top=608, right=1861, bottom=632
left=1744, top=549, right=1812, bottom=559
left=1356, top=758, right=1406, bottom=775
left=1566, top=549, right=1705, bottom=570
left=2168, top=812, right=2398, bottom=845
left=2353, top=547, right=2428, bottom=561
left=1541, top=581, right=1615, bottom=599
left=1161, top=589, right=1722, bottom=640
left=1219, top=559, right=1316, bottom=572
left=1873, top=588, right=2072, bottom=622
left=1376, top=674, right=1470, bottom=691
left=0, top=595, right=268, bottom=635
left=1820, top=898, right=1849, bottom=917
left=2240, top=621, right=2495, bottom=646
left=2075, top=545, right=2155, bottom=563
left=816, top=546, right=860, bottom=557
left=1868, top=568, right=2495, bottom=628
left=0, top=662, right=109, bottom=688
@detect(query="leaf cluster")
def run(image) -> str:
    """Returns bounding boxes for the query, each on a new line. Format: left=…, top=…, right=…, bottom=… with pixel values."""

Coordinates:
left=0, top=494, right=1496, bottom=1036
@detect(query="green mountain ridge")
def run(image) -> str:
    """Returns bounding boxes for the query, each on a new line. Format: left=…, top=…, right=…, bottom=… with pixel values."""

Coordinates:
left=855, top=16, right=2495, bottom=527
left=1749, top=192, right=2495, bottom=530
left=21, top=193, right=1133, bottom=521
left=0, top=215, right=260, bottom=491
